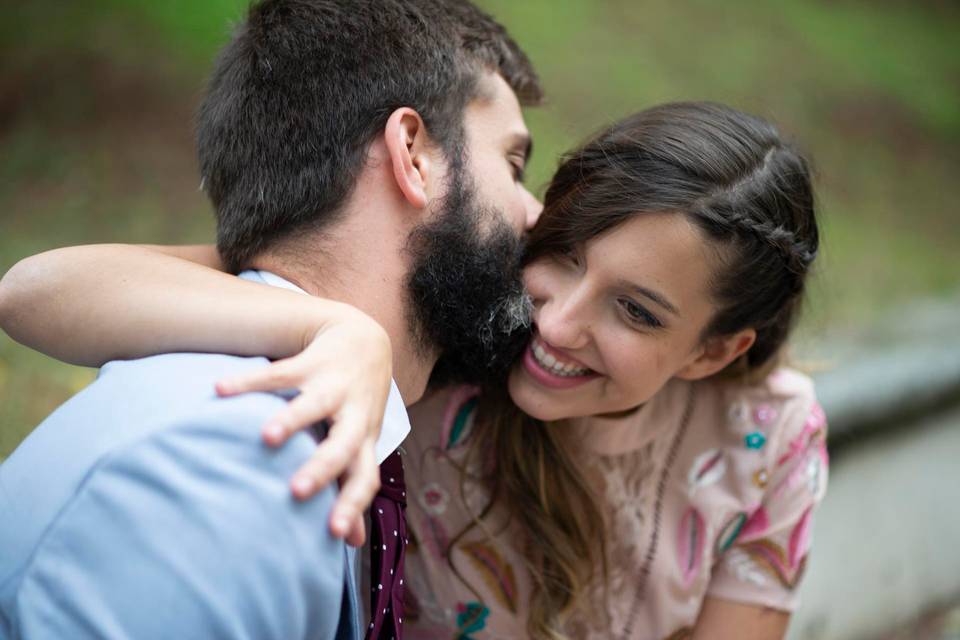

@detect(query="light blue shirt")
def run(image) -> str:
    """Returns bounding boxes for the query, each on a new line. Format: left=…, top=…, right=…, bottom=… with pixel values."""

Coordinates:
left=0, top=270, right=409, bottom=639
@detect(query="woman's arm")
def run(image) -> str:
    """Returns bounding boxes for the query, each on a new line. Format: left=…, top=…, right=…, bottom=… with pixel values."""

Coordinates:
left=0, top=243, right=393, bottom=544
left=691, top=597, right=790, bottom=639
left=0, top=243, right=341, bottom=367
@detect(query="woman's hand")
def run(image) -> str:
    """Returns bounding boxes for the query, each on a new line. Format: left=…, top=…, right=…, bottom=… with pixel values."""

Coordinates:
left=216, top=304, right=393, bottom=547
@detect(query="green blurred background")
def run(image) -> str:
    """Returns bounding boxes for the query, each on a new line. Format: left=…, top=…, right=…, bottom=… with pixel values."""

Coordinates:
left=1, top=0, right=958, bottom=457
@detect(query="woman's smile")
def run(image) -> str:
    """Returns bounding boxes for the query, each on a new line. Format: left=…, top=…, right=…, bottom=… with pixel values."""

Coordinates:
left=520, top=333, right=600, bottom=389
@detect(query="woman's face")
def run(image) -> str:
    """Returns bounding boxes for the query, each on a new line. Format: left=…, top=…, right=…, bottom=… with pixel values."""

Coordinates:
left=507, top=212, right=725, bottom=421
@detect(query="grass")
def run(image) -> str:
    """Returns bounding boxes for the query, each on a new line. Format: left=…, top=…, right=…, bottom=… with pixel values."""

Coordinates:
left=1, top=0, right=958, bottom=457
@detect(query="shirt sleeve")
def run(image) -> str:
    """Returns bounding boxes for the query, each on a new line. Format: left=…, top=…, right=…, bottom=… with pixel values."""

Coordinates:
left=13, top=398, right=350, bottom=640
left=707, top=378, right=829, bottom=612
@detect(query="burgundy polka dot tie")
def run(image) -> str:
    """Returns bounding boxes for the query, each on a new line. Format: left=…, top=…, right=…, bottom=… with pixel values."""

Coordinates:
left=366, top=449, right=406, bottom=640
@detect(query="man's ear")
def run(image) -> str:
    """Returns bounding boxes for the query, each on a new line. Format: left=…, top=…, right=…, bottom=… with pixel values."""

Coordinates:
left=383, top=107, right=437, bottom=210
left=675, top=328, right=757, bottom=381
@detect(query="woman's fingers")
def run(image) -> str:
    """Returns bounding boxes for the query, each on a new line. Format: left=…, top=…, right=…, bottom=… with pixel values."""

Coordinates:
left=328, top=442, right=380, bottom=540
left=290, top=407, right=369, bottom=501
left=215, top=360, right=300, bottom=397
left=343, top=515, right=367, bottom=548
left=261, top=387, right=343, bottom=447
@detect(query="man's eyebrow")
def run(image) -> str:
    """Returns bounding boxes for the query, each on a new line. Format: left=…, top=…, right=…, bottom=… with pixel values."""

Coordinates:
left=619, top=280, right=680, bottom=316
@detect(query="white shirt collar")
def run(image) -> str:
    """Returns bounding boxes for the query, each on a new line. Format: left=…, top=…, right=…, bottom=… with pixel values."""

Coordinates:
left=241, top=269, right=410, bottom=464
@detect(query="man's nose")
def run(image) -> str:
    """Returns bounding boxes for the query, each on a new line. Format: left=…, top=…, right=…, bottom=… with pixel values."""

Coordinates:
left=524, top=189, right=543, bottom=231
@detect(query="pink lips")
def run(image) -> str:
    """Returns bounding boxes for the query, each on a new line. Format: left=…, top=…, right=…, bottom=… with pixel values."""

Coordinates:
left=521, top=341, right=599, bottom=390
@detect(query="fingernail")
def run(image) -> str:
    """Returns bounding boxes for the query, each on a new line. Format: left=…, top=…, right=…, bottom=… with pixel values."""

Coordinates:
left=263, top=423, right=285, bottom=443
left=215, top=381, right=234, bottom=396
left=332, top=516, right=349, bottom=536
left=293, top=475, right=316, bottom=497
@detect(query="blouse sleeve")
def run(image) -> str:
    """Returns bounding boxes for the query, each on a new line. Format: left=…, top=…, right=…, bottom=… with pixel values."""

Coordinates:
left=706, top=375, right=829, bottom=612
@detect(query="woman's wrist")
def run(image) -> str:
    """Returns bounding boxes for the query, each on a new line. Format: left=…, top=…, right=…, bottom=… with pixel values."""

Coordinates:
left=301, top=299, right=392, bottom=367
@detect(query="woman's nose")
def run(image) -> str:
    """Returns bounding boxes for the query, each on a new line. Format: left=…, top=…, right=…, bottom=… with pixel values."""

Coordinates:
left=535, top=291, right=590, bottom=351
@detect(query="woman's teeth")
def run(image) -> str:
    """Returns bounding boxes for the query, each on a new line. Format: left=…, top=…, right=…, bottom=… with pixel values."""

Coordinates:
left=532, top=342, right=590, bottom=377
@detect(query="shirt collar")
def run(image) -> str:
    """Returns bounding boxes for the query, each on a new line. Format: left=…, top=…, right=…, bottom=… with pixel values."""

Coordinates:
left=239, top=269, right=410, bottom=464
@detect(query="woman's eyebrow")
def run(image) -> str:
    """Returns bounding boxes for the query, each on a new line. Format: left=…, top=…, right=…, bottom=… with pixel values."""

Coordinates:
left=618, top=279, right=680, bottom=316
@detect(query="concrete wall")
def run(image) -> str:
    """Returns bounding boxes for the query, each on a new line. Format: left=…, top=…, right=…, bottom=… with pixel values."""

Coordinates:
left=788, top=296, right=960, bottom=639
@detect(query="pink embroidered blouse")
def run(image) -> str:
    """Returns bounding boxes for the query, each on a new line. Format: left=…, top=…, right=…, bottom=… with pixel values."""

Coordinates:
left=397, top=368, right=828, bottom=639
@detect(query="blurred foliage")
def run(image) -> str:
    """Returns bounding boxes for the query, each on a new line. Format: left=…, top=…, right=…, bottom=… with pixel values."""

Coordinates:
left=1, top=0, right=958, bottom=457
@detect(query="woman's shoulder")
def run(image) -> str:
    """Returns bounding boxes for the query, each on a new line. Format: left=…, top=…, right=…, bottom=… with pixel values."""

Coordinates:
left=711, top=367, right=821, bottom=445
left=683, top=367, right=827, bottom=506
left=404, top=384, right=482, bottom=456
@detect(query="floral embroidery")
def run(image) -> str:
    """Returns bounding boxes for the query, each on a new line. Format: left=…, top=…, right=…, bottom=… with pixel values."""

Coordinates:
left=744, top=431, right=767, bottom=450
left=752, top=403, right=779, bottom=427
left=455, top=601, right=489, bottom=638
left=677, top=508, right=706, bottom=587
left=459, top=541, right=519, bottom=613
left=418, top=482, right=450, bottom=516
left=687, top=449, right=726, bottom=494
left=753, top=468, right=769, bottom=489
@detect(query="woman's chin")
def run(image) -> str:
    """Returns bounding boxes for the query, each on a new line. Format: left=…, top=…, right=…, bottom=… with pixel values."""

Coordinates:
left=507, top=366, right=577, bottom=422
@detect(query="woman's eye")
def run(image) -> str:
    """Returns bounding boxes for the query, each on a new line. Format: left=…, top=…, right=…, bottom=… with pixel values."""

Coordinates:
left=557, top=247, right=582, bottom=268
left=619, top=298, right=662, bottom=329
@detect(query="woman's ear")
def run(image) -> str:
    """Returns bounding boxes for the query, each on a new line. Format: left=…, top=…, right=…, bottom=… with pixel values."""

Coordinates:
left=383, top=107, right=435, bottom=210
left=675, top=328, right=756, bottom=381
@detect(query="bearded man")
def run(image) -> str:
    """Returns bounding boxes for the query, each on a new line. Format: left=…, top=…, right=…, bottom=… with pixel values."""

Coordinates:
left=0, top=1, right=542, bottom=638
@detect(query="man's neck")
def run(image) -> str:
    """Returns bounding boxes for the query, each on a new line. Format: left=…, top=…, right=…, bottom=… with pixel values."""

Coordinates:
left=252, top=227, right=435, bottom=406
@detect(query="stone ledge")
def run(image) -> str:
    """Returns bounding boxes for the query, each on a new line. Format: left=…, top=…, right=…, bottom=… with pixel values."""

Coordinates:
left=815, top=343, right=960, bottom=441
left=803, top=294, right=960, bottom=442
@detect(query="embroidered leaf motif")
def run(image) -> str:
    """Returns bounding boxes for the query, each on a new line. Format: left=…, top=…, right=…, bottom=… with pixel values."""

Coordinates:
left=716, top=512, right=748, bottom=554
left=739, top=506, right=770, bottom=540
left=455, top=601, right=489, bottom=638
left=677, top=508, right=706, bottom=587
left=448, top=397, right=478, bottom=450
left=737, top=538, right=808, bottom=589
left=440, top=386, right=481, bottom=450
left=687, top=449, right=727, bottom=494
left=459, top=542, right=519, bottom=613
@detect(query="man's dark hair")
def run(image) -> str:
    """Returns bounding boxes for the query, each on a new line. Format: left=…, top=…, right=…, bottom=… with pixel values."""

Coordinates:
left=197, top=0, right=543, bottom=272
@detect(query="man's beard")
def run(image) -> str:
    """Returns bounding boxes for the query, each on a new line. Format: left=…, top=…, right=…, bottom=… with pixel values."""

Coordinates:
left=405, top=171, right=532, bottom=388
